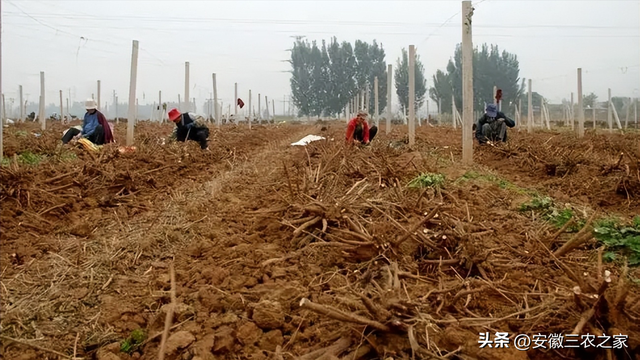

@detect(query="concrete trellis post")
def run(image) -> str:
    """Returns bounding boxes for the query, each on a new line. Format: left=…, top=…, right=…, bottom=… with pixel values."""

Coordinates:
left=576, top=68, right=585, bottom=137
left=265, top=95, right=270, bottom=121
left=366, top=86, right=371, bottom=114
left=248, top=90, right=252, bottom=129
left=59, top=90, right=63, bottom=122
left=408, top=45, right=416, bottom=146
left=540, top=98, right=544, bottom=128
left=258, top=93, right=261, bottom=123
left=610, top=97, right=622, bottom=130
left=426, top=100, right=429, bottom=126
left=545, top=101, right=551, bottom=130
left=570, top=92, right=575, bottom=130
left=272, top=99, right=275, bottom=122
left=234, top=83, right=238, bottom=118
left=625, top=97, right=631, bottom=129
left=19, top=85, right=23, bottom=122
left=1, top=94, right=5, bottom=123
left=451, top=94, right=457, bottom=129
left=212, top=73, right=219, bottom=126
left=493, top=86, right=497, bottom=105
left=374, top=76, right=379, bottom=127
left=39, top=71, right=45, bottom=130
left=517, top=99, right=522, bottom=126
left=527, top=79, right=533, bottom=133
left=461, top=0, right=474, bottom=164
left=159, top=91, right=164, bottom=122
left=97, top=80, right=101, bottom=110
left=635, top=98, right=638, bottom=129
left=346, top=99, right=350, bottom=123
left=184, top=62, right=190, bottom=112
left=126, top=40, right=139, bottom=146
left=607, top=88, right=612, bottom=131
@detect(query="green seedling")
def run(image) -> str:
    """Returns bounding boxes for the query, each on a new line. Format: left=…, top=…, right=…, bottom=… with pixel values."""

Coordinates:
left=120, top=328, right=146, bottom=353
left=518, top=196, right=553, bottom=212
left=407, top=173, right=445, bottom=188
left=594, top=216, right=640, bottom=266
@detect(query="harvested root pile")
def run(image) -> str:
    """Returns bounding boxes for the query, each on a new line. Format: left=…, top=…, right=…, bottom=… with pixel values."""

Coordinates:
left=475, top=130, right=640, bottom=212
left=2, top=124, right=639, bottom=360
left=249, top=137, right=640, bottom=360
left=0, top=122, right=309, bottom=358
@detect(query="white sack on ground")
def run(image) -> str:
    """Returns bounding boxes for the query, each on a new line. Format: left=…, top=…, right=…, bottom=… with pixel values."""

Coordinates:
left=291, top=135, right=325, bottom=146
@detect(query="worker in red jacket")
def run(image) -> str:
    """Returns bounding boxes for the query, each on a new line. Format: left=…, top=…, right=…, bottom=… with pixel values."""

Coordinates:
left=345, top=110, right=378, bottom=145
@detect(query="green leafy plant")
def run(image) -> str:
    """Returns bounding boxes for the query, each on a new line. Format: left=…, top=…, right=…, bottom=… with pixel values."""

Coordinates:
left=407, top=173, right=445, bottom=188
left=19, top=151, right=45, bottom=165
left=594, top=216, right=640, bottom=266
left=1, top=151, right=46, bottom=167
left=518, top=196, right=553, bottom=212
left=120, top=328, right=146, bottom=353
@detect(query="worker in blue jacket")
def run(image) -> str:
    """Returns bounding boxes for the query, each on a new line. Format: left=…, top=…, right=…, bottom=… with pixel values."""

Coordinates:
left=475, top=103, right=515, bottom=145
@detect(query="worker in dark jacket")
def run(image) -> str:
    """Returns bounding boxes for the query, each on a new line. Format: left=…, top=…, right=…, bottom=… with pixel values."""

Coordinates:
left=168, top=108, right=210, bottom=150
left=346, top=110, right=378, bottom=145
left=62, top=98, right=114, bottom=145
left=475, top=103, right=515, bottom=145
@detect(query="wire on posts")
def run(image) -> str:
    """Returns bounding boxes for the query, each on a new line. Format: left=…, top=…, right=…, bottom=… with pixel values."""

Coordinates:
left=416, top=0, right=488, bottom=47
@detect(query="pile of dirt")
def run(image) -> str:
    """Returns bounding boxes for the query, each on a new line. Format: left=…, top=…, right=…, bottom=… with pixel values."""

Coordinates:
left=1, top=122, right=639, bottom=360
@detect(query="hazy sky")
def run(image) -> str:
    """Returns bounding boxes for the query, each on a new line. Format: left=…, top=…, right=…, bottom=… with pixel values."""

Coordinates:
left=2, top=0, right=639, bottom=116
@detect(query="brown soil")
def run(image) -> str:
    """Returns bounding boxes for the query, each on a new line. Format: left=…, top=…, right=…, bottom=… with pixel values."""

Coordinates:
left=1, top=121, right=639, bottom=360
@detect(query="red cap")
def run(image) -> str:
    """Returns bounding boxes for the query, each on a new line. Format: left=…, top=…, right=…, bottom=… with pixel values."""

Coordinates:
left=168, top=108, right=181, bottom=122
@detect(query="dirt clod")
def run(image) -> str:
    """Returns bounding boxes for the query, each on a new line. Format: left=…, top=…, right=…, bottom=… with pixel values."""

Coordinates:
left=251, top=301, right=285, bottom=330
left=164, top=331, right=196, bottom=355
left=236, top=321, right=263, bottom=346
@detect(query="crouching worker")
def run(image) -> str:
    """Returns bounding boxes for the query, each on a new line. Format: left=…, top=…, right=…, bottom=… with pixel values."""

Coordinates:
left=62, top=98, right=114, bottom=145
left=168, top=108, right=210, bottom=150
left=346, top=110, right=378, bottom=145
left=475, top=103, right=515, bottom=145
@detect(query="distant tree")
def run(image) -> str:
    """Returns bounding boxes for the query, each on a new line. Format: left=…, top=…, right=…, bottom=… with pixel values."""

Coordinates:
left=354, top=40, right=372, bottom=91
left=367, top=41, right=388, bottom=115
left=428, top=70, right=452, bottom=114
left=353, top=40, right=388, bottom=116
left=289, top=39, right=314, bottom=116
left=289, top=37, right=387, bottom=117
left=583, top=92, right=598, bottom=108
left=431, top=43, right=526, bottom=114
left=325, top=38, right=357, bottom=117
left=308, top=41, right=326, bottom=117
left=394, top=47, right=427, bottom=114
left=611, top=97, right=627, bottom=112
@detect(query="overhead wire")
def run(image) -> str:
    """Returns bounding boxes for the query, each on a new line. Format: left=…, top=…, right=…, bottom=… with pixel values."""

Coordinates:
left=5, top=0, right=167, bottom=66
left=529, top=64, right=639, bottom=82
left=4, top=9, right=639, bottom=30
left=5, top=0, right=638, bottom=103
left=6, top=21, right=637, bottom=40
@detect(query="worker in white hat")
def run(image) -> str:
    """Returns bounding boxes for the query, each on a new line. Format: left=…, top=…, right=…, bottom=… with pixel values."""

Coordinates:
left=62, top=98, right=114, bottom=145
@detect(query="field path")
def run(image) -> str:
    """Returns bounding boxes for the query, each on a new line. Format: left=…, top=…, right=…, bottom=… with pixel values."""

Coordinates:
left=0, top=124, right=318, bottom=359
